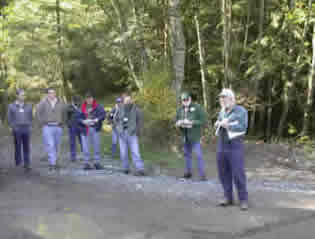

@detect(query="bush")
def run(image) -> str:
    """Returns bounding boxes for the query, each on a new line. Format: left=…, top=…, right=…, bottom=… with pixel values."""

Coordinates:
left=135, top=68, right=177, bottom=148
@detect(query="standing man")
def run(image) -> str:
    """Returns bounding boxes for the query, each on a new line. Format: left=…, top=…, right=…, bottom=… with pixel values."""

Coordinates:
left=115, top=93, right=145, bottom=176
left=175, top=92, right=207, bottom=181
left=8, top=89, right=33, bottom=171
left=215, top=88, right=249, bottom=211
left=79, top=92, right=106, bottom=170
left=108, top=97, right=122, bottom=157
left=66, top=95, right=83, bottom=162
left=36, top=88, right=66, bottom=171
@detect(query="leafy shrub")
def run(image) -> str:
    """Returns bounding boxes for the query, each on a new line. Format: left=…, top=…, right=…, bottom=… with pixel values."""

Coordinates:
left=135, top=68, right=177, bottom=148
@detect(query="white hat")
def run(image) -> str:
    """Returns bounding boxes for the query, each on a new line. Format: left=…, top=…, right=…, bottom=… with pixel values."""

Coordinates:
left=219, top=88, right=235, bottom=100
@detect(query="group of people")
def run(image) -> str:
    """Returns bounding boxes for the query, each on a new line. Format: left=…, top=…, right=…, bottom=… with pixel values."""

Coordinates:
left=7, top=87, right=249, bottom=210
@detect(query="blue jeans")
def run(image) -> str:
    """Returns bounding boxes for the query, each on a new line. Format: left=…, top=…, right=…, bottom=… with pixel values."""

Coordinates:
left=68, top=126, right=82, bottom=161
left=183, top=141, right=205, bottom=177
left=119, top=132, right=144, bottom=171
left=42, top=125, right=63, bottom=166
left=81, top=127, right=101, bottom=162
left=13, top=126, right=31, bottom=167
left=216, top=138, right=248, bottom=202
left=112, top=127, right=119, bottom=156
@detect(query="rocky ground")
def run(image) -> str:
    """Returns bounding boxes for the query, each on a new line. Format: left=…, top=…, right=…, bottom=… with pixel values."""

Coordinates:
left=1, top=128, right=315, bottom=239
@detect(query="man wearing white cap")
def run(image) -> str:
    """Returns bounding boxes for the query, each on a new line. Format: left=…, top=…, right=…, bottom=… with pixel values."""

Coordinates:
left=215, top=88, right=249, bottom=210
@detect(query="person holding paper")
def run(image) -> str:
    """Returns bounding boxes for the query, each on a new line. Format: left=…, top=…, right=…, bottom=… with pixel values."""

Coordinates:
left=176, top=92, right=207, bottom=181
left=215, top=88, right=249, bottom=210
left=79, top=92, right=106, bottom=170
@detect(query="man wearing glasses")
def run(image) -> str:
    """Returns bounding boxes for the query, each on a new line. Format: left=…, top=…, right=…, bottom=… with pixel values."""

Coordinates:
left=175, top=92, right=207, bottom=181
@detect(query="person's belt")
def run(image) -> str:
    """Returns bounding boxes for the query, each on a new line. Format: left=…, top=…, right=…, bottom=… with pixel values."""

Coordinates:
left=46, top=122, right=62, bottom=126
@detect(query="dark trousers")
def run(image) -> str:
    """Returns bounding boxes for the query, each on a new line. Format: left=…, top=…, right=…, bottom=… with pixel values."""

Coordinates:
left=216, top=138, right=248, bottom=202
left=13, top=126, right=31, bottom=167
left=68, top=126, right=82, bottom=161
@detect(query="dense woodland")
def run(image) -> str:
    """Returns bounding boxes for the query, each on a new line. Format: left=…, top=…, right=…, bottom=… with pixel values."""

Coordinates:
left=0, top=0, right=315, bottom=145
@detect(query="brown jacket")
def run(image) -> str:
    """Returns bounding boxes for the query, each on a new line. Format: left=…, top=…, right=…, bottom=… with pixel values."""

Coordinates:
left=36, top=97, right=66, bottom=126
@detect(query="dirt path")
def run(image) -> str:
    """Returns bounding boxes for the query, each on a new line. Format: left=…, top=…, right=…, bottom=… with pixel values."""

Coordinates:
left=1, top=129, right=315, bottom=239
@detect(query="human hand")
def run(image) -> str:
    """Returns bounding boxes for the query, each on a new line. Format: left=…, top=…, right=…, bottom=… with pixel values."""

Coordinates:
left=220, top=118, right=229, bottom=128
left=176, top=120, right=183, bottom=127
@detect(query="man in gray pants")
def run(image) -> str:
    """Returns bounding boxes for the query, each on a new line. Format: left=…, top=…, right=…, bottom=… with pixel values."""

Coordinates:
left=36, top=88, right=66, bottom=171
left=8, top=89, right=33, bottom=171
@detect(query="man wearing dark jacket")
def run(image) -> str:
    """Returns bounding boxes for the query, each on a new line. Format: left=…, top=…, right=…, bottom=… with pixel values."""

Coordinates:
left=8, top=89, right=33, bottom=171
left=175, top=92, right=207, bottom=181
left=108, top=97, right=122, bottom=157
left=79, top=92, right=106, bottom=170
left=115, top=93, right=145, bottom=176
left=66, top=95, right=82, bottom=162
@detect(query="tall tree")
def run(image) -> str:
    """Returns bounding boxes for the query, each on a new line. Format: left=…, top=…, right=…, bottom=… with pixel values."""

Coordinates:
left=169, top=0, right=186, bottom=100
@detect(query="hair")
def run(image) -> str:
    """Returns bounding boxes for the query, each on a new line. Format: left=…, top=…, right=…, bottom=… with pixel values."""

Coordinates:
left=85, top=91, right=94, bottom=98
left=46, top=88, right=55, bottom=93
left=16, top=89, right=24, bottom=95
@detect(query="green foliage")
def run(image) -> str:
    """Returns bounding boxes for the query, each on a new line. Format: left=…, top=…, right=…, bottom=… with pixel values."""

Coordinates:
left=135, top=66, right=177, bottom=147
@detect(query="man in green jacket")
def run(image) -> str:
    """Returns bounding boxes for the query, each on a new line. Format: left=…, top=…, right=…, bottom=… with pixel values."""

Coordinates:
left=176, top=92, right=207, bottom=180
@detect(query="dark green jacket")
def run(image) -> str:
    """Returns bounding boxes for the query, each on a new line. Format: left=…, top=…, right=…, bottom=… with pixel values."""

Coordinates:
left=176, top=103, right=207, bottom=142
left=115, top=103, right=143, bottom=136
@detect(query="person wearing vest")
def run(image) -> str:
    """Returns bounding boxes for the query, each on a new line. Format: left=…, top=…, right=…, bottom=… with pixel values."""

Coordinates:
left=79, top=92, right=106, bottom=170
left=66, top=95, right=83, bottom=162
left=115, top=93, right=145, bottom=176
left=7, top=89, right=33, bottom=172
left=215, top=88, right=249, bottom=211
left=36, top=88, right=66, bottom=171
left=175, top=92, right=207, bottom=181
left=108, top=97, right=122, bottom=157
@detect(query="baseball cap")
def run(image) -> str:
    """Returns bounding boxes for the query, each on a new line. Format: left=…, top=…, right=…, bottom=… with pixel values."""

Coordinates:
left=181, top=92, right=190, bottom=100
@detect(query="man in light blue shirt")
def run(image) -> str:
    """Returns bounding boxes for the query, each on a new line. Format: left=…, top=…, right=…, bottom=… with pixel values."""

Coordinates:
left=215, top=88, right=249, bottom=210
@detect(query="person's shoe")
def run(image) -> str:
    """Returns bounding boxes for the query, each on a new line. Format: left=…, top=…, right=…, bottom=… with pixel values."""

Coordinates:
left=49, top=165, right=56, bottom=172
left=83, top=163, right=93, bottom=170
left=123, top=169, right=130, bottom=175
left=217, top=199, right=234, bottom=207
left=183, top=173, right=192, bottom=179
left=134, top=170, right=146, bottom=176
left=240, top=201, right=249, bottom=211
left=199, top=176, right=207, bottom=182
left=24, top=165, right=32, bottom=173
left=94, top=163, right=104, bottom=170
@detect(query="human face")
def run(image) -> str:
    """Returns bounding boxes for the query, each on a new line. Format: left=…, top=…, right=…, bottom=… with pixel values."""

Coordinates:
left=17, top=91, right=25, bottom=102
left=86, top=96, right=94, bottom=105
left=123, top=96, right=132, bottom=105
left=47, top=89, right=56, bottom=101
left=219, top=95, right=233, bottom=110
left=182, top=97, right=191, bottom=107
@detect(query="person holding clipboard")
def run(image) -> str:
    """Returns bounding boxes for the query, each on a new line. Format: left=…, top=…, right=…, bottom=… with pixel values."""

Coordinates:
left=215, top=88, right=249, bottom=211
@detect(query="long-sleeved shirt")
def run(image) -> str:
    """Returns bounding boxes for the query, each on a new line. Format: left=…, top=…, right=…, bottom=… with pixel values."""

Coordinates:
left=216, top=104, right=248, bottom=143
left=7, top=102, right=33, bottom=128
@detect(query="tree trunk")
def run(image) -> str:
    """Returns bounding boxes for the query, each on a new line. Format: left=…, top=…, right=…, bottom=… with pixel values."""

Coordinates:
left=277, top=0, right=312, bottom=138
left=249, top=0, right=264, bottom=134
left=239, top=0, right=251, bottom=72
left=222, top=0, right=232, bottom=87
left=110, top=0, right=143, bottom=90
left=277, top=72, right=291, bottom=139
left=168, top=0, right=186, bottom=101
left=266, top=78, right=274, bottom=142
left=302, top=22, right=315, bottom=135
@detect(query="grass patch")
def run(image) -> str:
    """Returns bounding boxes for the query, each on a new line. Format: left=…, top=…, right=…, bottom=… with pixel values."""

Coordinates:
left=100, top=131, right=182, bottom=169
